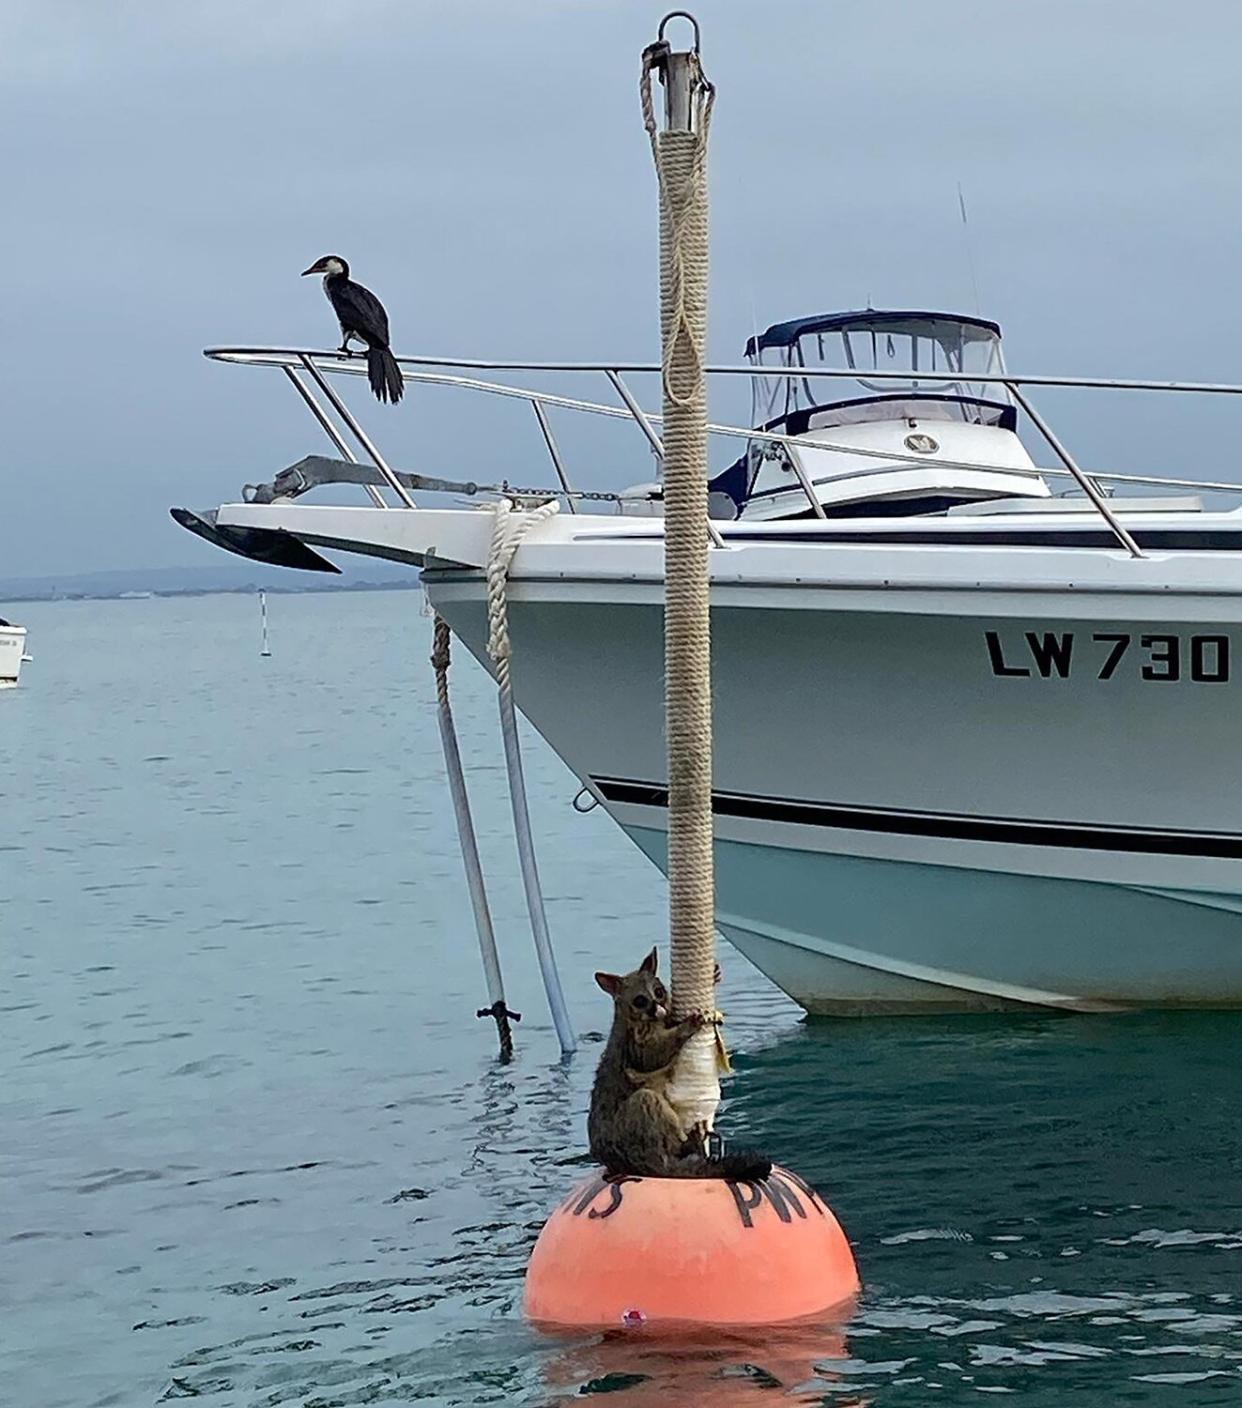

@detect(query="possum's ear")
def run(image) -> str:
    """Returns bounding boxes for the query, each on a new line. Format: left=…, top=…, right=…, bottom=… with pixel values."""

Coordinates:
left=640, top=947, right=658, bottom=975
left=595, top=971, right=623, bottom=996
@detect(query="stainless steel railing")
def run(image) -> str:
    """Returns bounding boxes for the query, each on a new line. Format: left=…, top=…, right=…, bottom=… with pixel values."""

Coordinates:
left=205, top=345, right=1242, bottom=558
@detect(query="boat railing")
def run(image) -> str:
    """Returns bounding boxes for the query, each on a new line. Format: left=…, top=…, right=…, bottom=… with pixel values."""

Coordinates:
left=205, top=345, right=1242, bottom=560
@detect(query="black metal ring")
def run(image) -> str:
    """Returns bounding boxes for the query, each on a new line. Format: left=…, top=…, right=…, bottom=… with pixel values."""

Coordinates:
left=572, top=786, right=600, bottom=814
left=658, top=10, right=701, bottom=52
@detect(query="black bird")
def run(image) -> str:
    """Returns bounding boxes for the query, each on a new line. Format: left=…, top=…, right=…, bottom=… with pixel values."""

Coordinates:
left=301, top=255, right=404, bottom=404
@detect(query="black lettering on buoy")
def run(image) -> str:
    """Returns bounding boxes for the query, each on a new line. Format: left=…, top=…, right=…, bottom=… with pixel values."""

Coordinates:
left=760, top=1181, right=794, bottom=1223
left=766, top=1174, right=806, bottom=1221
left=570, top=1174, right=641, bottom=1219
left=779, top=1168, right=828, bottom=1217
left=569, top=1175, right=609, bottom=1215
left=728, top=1179, right=765, bottom=1228
left=588, top=1183, right=624, bottom=1219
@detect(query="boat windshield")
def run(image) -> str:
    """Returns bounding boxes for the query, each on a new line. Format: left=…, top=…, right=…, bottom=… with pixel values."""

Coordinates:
left=749, top=311, right=1008, bottom=428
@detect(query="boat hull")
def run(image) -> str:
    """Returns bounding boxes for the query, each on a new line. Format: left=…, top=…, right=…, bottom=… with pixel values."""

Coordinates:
left=428, top=574, right=1242, bottom=1013
left=0, top=626, right=27, bottom=688
left=632, top=827, right=1242, bottom=1014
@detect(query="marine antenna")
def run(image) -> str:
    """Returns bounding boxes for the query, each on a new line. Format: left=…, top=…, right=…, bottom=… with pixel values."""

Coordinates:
left=958, top=181, right=983, bottom=315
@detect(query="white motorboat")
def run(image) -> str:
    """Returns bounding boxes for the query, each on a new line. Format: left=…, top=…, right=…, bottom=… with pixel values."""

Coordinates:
left=0, top=619, right=30, bottom=688
left=174, top=310, right=1242, bottom=1013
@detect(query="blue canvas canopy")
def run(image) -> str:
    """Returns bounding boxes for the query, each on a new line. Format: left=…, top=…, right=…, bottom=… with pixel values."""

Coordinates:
left=745, top=309, right=1002, bottom=358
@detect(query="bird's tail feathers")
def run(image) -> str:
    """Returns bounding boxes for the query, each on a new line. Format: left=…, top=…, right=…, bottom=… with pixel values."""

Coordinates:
left=367, top=346, right=404, bottom=404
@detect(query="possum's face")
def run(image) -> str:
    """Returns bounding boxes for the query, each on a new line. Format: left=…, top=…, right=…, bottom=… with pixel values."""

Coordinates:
left=595, top=947, right=668, bottom=1024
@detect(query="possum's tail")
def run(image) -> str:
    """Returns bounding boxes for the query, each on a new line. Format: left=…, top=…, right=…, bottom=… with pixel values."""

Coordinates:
left=367, top=345, right=404, bottom=404
left=598, top=1145, right=773, bottom=1182
left=676, top=1150, right=773, bottom=1182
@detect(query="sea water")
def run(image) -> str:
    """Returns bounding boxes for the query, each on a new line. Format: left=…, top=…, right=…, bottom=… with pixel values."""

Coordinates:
left=4, top=591, right=1241, bottom=1406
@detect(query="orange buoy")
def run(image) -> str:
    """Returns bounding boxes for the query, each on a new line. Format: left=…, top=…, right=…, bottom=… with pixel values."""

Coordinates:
left=524, top=1166, right=858, bottom=1328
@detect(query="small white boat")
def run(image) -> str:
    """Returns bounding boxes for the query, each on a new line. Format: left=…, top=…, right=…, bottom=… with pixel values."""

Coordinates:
left=0, top=619, right=30, bottom=688
left=172, top=310, right=1242, bottom=1014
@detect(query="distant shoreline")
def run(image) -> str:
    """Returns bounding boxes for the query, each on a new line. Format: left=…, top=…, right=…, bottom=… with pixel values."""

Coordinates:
left=1, top=578, right=425, bottom=606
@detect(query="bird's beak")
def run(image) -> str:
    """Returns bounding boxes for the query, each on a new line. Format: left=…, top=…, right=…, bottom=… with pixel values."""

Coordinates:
left=301, top=263, right=321, bottom=277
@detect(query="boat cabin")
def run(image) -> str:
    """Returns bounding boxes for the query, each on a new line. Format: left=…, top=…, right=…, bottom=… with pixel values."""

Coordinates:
left=747, top=309, right=1012, bottom=431
left=710, top=309, right=1052, bottom=520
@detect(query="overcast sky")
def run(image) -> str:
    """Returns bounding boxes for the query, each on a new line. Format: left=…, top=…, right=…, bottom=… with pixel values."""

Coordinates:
left=4, top=0, right=1242, bottom=578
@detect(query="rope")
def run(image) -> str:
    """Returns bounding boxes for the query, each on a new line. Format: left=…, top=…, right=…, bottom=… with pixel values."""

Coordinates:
left=485, top=499, right=577, bottom=1057
left=432, top=615, right=452, bottom=708
left=486, top=497, right=561, bottom=696
left=639, top=46, right=722, bottom=1138
left=430, top=613, right=514, bottom=1060
left=640, top=52, right=715, bottom=413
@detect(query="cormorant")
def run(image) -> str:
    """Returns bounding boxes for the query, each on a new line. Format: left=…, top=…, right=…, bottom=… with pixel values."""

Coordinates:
left=301, top=255, right=404, bottom=404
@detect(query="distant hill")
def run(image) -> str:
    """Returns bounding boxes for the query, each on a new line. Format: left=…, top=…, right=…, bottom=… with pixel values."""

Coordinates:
left=0, top=557, right=422, bottom=602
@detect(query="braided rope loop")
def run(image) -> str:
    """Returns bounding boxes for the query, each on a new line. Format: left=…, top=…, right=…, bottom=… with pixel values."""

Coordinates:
left=486, top=498, right=561, bottom=688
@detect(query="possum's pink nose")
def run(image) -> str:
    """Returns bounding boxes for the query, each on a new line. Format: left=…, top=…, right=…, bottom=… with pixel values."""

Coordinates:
left=653, top=1004, right=667, bottom=1021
